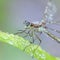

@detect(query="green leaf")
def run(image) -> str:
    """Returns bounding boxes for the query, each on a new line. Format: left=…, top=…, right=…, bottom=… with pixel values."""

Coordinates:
left=0, top=31, right=60, bottom=60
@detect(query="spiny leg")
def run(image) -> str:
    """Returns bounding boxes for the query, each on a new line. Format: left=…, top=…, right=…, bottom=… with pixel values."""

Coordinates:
left=14, top=27, right=31, bottom=36
left=14, top=27, right=30, bottom=34
left=44, top=29, right=60, bottom=43
left=14, top=29, right=27, bottom=35
left=20, top=29, right=34, bottom=38
left=34, top=31, right=42, bottom=45
left=23, top=29, right=35, bottom=49
left=27, top=30, right=35, bottom=58
left=28, top=29, right=35, bottom=43
left=23, top=30, right=35, bottom=52
left=19, top=28, right=35, bottom=43
left=15, top=29, right=30, bottom=38
left=32, top=31, right=35, bottom=43
left=22, top=29, right=31, bottom=37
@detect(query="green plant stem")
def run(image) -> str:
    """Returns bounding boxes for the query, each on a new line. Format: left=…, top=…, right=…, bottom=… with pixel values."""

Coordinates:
left=0, top=31, right=60, bottom=60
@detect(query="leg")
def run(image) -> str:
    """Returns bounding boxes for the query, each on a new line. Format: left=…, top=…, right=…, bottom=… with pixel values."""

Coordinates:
left=34, top=32, right=42, bottom=45
left=28, top=30, right=35, bottom=43
left=15, top=28, right=33, bottom=40
left=23, top=30, right=35, bottom=51
left=14, top=27, right=30, bottom=35
left=14, top=29, right=26, bottom=35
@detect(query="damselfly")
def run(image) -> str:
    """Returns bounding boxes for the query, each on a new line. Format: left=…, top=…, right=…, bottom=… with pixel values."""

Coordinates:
left=15, top=0, right=60, bottom=45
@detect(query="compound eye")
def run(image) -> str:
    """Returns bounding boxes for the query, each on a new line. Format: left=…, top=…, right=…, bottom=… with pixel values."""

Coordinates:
left=24, top=20, right=30, bottom=26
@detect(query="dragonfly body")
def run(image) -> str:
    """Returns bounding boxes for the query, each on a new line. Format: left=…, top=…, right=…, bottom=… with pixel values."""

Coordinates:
left=25, top=20, right=46, bottom=28
left=15, top=0, right=60, bottom=44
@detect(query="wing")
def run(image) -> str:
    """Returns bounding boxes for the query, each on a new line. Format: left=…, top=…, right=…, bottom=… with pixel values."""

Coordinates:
left=42, top=0, right=57, bottom=23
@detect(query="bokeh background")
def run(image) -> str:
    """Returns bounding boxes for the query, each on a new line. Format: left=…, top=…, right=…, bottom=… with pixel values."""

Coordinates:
left=0, top=0, right=60, bottom=60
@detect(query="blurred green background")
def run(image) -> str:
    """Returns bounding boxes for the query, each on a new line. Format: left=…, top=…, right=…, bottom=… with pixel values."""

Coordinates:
left=0, top=42, right=36, bottom=60
left=0, top=0, right=36, bottom=60
left=0, top=0, right=60, bottom=60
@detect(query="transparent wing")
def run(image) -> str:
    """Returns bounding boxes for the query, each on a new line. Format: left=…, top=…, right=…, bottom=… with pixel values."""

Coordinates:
left=42, top=0, right=60, bottom=43
left=42, top=0, right=57, bottom=22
